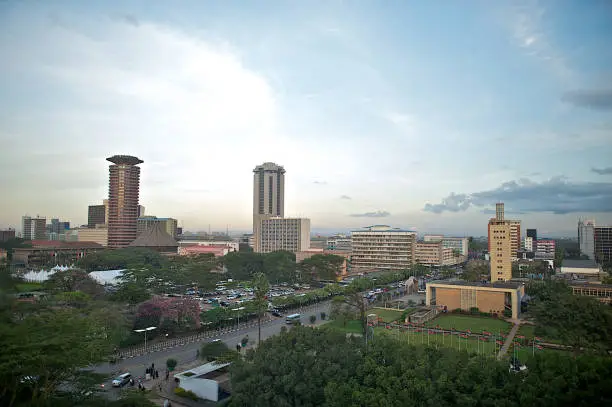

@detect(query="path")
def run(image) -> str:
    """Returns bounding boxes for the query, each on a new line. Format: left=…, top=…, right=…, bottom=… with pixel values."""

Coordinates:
left=497, top=323, right=519, bottom=360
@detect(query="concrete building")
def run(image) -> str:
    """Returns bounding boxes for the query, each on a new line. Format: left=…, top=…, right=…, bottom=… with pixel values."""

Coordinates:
left=0, top=229, right=16, bottom=242
left=595, top=225, right=612, bottom=264
left=88, top=204, right=106, bottom=228
left=351, top=225, right=416, bottom=271
left=107, top=155, right=143, bottom=248
left=488, top=203, right=513, bottom=282
left=77, top=225, right=108, bottom=247
left=12, top=241, right=103, bottom=268
left=423, top=235, right=469, bottom=256
left=415, top=241, right=455, bottom=267
left=174, top=362, right=231, bottom=402
left=22, top=216, right=46, bottom=241
left=526, top=229, right=537, bottom=241
left=137, top=216, right=178, bottom=239
left=524, top=236, right=534, bottom=252
left=570, top=283, right=612, bottom=304
left=178, top=240, right=240, bottom=252
left=252, top=162, right=285, bottom=252
left=326, top=234, right=352, bottom=252
left=426, top=280, right=525, bottom=320
left=535, top=239, right=555, bottom=260
left=259, top=217, right=310, bottom=253
left=178, top=245, right=235, bottom=257
left=578, top=219, right=596, bottom=260
left=559, top=259, right=604, bottom=278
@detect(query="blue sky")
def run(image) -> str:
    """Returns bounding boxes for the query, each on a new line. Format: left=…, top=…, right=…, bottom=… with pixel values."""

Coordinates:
left=1, top=0, right=611, bottom=237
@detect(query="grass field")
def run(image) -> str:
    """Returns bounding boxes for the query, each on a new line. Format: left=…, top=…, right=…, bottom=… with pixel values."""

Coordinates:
left=324, top=319, right=363, bottom=334
left=370, top=308, right=406, bottom=322
left=16, top=282, right=43, bottom=292
left=517, top=324, right=560, bottom=344
left=425, top=314, right=511, bottom=334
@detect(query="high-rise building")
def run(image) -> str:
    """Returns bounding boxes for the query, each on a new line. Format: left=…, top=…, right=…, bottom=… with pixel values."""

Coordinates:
left=595, top=226, right=612, bottom=264
left=259, top=217, right=310, bottom=253
left=138, top=205, right=146, bottom=218
left=252, top=162, right=285, bottom=252
left=578, top=220, right=596, bottom=260
left=22, top=216, right=46, bottom=241
left=88, top=204, right=106, bottom=228
left=107, top=155, right=143, bottom=248
left=524, top=236, right=534, bottom=252
left=526, top=229, right=537, bottom=240
left=137, top=216, right=178, bottom=239
left=535, top=239, right=555, bottom=260
left=488, top=203, right=513, bottom=282
left=0, top=229, right=16, bottom=242
left=351, top=225, right=416, bottom=271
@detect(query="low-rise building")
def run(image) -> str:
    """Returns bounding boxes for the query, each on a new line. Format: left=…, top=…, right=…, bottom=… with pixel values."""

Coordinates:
left=137, top=216, right=178, bottom=239
left=326, top=234, right=352, bottom=252
left=569, top=282, right=612, bottom=304
left=416, top=241, right=455, bottom=267
left=178, top=245, right=235, bottom=257
left=426, top=280, right=525, bottom=320
left=535, top=239, right=555, bottom=260
left=12, top=241, right=103, bottom=268
left=351, top=225, right=416, bottom=271
left=0, top=229, right=16, bottom=242
left=129, top=222, right=178, bottom=254
left=559, top=259, right=604, bottom=278
left=77, top=226, right=108, bottom=247
left=423, top=235, right=469, bottom=256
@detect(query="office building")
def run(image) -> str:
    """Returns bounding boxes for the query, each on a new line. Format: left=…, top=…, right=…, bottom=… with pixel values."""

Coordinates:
left=22, top=216, right=46, bottom=241
left=48, top=218, right=70, bottom=235
left=259, top=217, right=310, bottom=253
left=416, top=241, right=455, bottom=267
left=88, top=204, right=106, bottom=228
left=526, top=229, right=537, bottom=241
left=535, top=239, right=555, bottom=260
left=351, top=225, right=416, bottom=271
left=77, top=225, right=108, bottom=247
left=524, top=236, right=534, bottom=252
left=107, top=155, right=143, bottom=248
left=326, top=234, right=352, bottom=252
left=578, top=220, right=596, bottom=260
left=137, top=216, right=178, bottom=239
left=138, top=205, right=146, bottom=218
left=595, top=226, right=612, bottom=264
left=0, top=229, right=16, bottom=242
left=488, top=203, right=513, bottom=282
left=423, top=235, right=469, bottom=256
left=252, top=162, right=285, bottom=252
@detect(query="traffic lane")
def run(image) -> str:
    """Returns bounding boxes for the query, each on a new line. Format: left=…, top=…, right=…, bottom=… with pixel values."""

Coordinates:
left=96, top=303, right=330, bottom=379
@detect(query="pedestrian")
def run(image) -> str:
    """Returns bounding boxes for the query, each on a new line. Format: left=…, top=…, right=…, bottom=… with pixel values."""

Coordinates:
left=158, top=383, right=162, bottom=392
left=151, top=362, right=155, bottom=370
left=236, top=344, right=241, bottom=352
left=156, top=370, right=159, bottom=379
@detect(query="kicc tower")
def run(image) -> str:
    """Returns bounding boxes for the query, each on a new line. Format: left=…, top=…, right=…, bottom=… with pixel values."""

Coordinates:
left=107, top=155, right=143, bottom=248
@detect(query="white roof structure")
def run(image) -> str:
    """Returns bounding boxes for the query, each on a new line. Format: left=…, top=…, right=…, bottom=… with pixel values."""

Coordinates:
left=88, top=269, right=126, bottom=286
left=175, top=362, right=231, bottom=402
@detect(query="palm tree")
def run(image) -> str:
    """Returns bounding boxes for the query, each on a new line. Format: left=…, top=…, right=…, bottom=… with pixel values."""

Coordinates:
left=253, top=272, right=270, bottom=344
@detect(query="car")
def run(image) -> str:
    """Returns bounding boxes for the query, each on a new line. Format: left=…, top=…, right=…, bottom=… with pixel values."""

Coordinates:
left=111, top=373, right=131, bottom=387
left=272, top=311, right=282, bottom=317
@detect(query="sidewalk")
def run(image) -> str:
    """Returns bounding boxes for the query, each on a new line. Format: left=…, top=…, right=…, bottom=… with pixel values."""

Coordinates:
left=497, top=323, right=519, bottom=360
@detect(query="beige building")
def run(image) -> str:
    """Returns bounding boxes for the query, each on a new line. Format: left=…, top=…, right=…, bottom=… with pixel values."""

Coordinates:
left=423, top=235, right=469, bottom=256
left=259, top=217, right=310, bottom=253
left=416, top=241, right=455, bottom=267
left=253, top=162, right=285, bottom=252
left=488, top=203, right=513, bottom=282
left=77, top=226, right=108, bottom=247
left=351, top=225, right=416, bottom=271
left=137, top=216, right=178, bottom=239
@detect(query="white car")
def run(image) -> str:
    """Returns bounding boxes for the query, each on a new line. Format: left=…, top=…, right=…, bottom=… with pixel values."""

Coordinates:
left=112, top=373, right=131, bottom=387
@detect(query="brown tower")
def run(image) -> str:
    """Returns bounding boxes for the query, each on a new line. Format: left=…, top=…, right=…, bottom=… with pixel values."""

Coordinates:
left=107, top=155, right=143, bottom=248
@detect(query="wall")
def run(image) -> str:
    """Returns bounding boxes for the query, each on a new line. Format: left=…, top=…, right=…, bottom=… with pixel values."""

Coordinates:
left=180, top=379, right=219, bottom=402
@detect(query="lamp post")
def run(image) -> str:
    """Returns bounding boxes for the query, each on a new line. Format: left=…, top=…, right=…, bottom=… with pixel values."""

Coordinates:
left=134, top=326, right=156, bottom=353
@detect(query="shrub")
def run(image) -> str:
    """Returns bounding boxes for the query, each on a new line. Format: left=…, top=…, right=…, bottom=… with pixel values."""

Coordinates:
left=310, top=315, right=316, bottom=324
left=320, top=312, right=326, bottom=320
left=166, top=358, right=177, bottom=371
left=469, top=307, right=479, bottom=315
left=503, top=309, right=512, bottom=318
left=174, top=387, right=199, bottom=400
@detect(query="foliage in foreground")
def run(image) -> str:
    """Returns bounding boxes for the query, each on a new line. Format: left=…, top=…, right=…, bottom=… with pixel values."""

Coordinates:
left=229, top=326, right=612, bottom=407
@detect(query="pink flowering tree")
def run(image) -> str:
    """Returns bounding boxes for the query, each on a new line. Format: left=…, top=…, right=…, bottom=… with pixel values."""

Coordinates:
left=135, top=296, right=200, bottom=334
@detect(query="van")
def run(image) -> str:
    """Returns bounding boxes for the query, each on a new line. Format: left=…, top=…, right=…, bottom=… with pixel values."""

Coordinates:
left=112, top=373, right=131, bottom=387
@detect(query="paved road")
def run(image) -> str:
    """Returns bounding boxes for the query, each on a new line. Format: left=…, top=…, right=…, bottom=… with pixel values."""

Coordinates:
left=94, top=301, right=331, bottom=382
left=497, top=323, right=519, bottom=360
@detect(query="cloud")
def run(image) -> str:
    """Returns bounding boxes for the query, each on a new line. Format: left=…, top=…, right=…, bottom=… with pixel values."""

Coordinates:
left=592, top=167, right=612, bottom=175
left=350, top=210, right=390, bottom=218
left=423, top=176, right=612, bottom=214
left=340, top=195, right=352, bottom=200
left=313, top=180, right=328, bottom=185
left=561, top=89, right=612, bottom=111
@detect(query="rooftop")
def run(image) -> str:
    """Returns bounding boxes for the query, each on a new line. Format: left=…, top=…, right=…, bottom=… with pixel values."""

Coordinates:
left=27, top=241, right=103, bottom=249
left=129, top=222, right=178, bottom=249
left=175, top=362, right=231, bottom=380
left=427, top=280, right=524, bottom=290
left=106, top=155, right=143, bottom=165
left=561, top=259, right=600, bottom=269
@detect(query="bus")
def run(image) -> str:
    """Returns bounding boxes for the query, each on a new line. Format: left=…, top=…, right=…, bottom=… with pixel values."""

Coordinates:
left=285, top=313, right=301, bottom=324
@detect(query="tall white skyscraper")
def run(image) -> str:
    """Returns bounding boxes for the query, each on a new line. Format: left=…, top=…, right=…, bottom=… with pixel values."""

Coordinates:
left=253, top=162, right=285, bottom=252
left=578, top=219, right=595, bottom=260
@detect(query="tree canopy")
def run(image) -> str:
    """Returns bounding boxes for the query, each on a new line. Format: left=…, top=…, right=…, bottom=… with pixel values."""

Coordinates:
left=223, top=251, right=296, bottom=283
left=297, top=254, right=345, bottom=282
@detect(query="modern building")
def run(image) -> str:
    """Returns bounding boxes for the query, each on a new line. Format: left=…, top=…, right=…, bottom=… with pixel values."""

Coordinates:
left=415, top=241, right=455, bottom=267
left=535, top=239, right=555, bottom=260
left=137, top=216, right=178, bottom=239
left=423, top=235, right=469, bottom=257
left=259, top=217, right=310, bottom=253
left=526, top=229, right=537, bottom=241
left=46, top=219, right=70, bottom=240
left=0, top=229, right=16, bottom=242
left=88, top=203, right=107, bottom=228
left=174, top=362, right=231, bottom=402
left=595, top=226, right=612, bottom=264
left=106, top=155, right=143, bottom=248
left=326, top=234, right=352, bottom=252
left=77, top=225, right=108, bottom=247
left=252, top=162, right=285, bottom=252
left=129, top=222, right=178, bottom=254
left=425, top=280, right=525, bottom=319
left=559, top=259, right=604, bottom=278
left=350, top=225, right=416, bottom=271
left=578, top=219, right=596, bottom=260
left=12, top=241, right=103, bottom=268
left=22, top=216, right=46, bottom=241
left=488, top=203, right=513, bottom=282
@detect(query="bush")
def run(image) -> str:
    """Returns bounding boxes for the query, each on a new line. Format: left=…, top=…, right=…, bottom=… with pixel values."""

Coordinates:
left=310, top=315, right=316, bottom=324
left=503, top=309, right=512, bottom=318
left=174, top=387, right=199, bottom=400
left=166, top=358, right=177, bottom=371
left=469, top=307, right=479, bottom=315
left=320, top=312, right=326, bottom=320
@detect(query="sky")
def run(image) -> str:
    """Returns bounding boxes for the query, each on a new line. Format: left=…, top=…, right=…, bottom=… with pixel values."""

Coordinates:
left=1, top=0, right=611, bottom=237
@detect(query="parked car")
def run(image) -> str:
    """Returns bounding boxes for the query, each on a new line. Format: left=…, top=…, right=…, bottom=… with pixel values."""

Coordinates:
left=112, top=373, right=131, bottom=387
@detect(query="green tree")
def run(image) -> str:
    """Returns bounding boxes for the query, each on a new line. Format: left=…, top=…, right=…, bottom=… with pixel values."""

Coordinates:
left=462, top=260, right=488, bottom=282
left=297, top=254, right=344, bottom=282
left=252, top=272, right=270, bottom=344
left=200, top=341, right=232, bottom=362
left=262, top=251, right=296, bottom=283
left=166, top=358, right=177, bottom=371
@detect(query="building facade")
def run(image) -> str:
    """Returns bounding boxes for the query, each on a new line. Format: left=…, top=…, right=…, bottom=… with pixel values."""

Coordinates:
left=137, top=216, right=178, bottom=239
left=423, top=235, right=469, bottom=256
left=77, top=226, right=108, bottom=247
left=578, top=219, right=596, bottom=260
left=252, top=162, right=285, bottom=252
left=526, top=229, right=537, bottom=240
left=88, top=204, right=106, bottom=228
left=259, top=217, right=310, bottom=253
left=535, top=239, right=555, bottom=260
left=595, top=226, right=612, bottom=264
left=351, top=225, right=416, bottom=271
left=415, top=241, right=455, bottom=267
left=12, top=241, right=103, bottom=268
left=326, top=234, right=352, bottom=252
left=524, top=236, right=534, bottom=252
left=488, top=203, right=513, bottom=282
left=0, top=229, right=16, bottom=242
left=22, top=216, right=46, bottom=241
left=107, top=155, right=143, bottom=248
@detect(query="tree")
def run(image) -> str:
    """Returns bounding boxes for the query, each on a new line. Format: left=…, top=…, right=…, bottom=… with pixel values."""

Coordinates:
left=330, top=288, right=368, bottom=338
left=166, top=358, right=177, bottom=371
left=262, top=251, right=296, bottom=283
left=462, top=260, right=488, bottom=282
left=252, top=272, right=270, bottom=344
left=43, top=269, right=104, bottom=298
left=200, top=341, right=232, bottom=362
left=297, top=254, right=345, bottom=282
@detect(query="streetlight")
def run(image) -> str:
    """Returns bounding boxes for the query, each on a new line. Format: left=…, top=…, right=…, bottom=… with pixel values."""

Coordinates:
left=134, top=326, right=156, bottom=353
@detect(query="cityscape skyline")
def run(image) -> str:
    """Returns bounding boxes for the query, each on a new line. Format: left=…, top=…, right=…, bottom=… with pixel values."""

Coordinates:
left=1, top=1, right=611, bottom=236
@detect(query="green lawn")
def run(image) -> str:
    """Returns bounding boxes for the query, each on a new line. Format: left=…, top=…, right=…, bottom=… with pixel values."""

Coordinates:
left=16, top=282, right=43, bottom=292
left=370, top=308, right=406, bottom=323
left=425, top=314, right=511, bottom=334
left=517, top=324, right=560, bottom=344
left=324, top=319, right=364, bottom=334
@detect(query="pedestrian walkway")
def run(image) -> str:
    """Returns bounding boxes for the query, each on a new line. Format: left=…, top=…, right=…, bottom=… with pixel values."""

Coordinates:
left=497, top=323, right=519, bottom=360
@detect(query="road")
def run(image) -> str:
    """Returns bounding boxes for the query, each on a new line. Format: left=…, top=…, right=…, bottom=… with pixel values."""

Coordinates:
left=94, top=301, right=331, bottom=383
